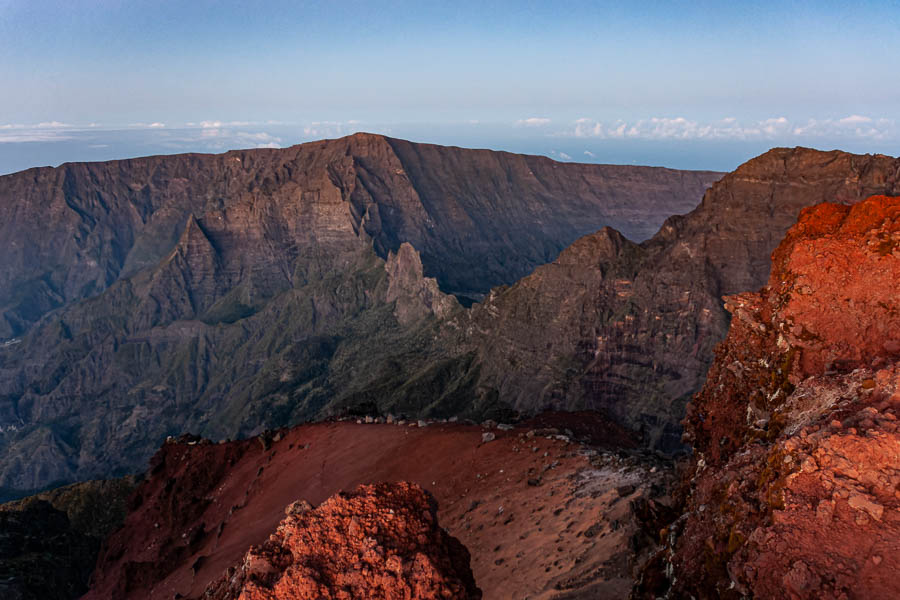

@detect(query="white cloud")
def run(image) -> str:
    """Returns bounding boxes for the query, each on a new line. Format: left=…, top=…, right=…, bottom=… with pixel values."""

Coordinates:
left=35, top=121, right=69, bottom=129
left=157, top=123, right=285, bottom=150
left=302, top=120, right=356, bottom=138
left=0, top=130, right=73, bottom=143
left=189, top=120, right=259, bottom=128
left=558, top=151, right=571, bottom=160
left=515, top=117, right=551, bottom=127
left=840, top=115, right=872, bottom=125
left=0, top=121, right=75, bottom=142
left=129, top=122, right=168, bottom=129
left=584, top=150, right=596, bottom=158
left=559, top=115, right=897, bottom=142
left=574, top=120, right=604, bottom=137
left=759, top=117, right=789, bottom=136
left=237, top=132, right=280, bottom=143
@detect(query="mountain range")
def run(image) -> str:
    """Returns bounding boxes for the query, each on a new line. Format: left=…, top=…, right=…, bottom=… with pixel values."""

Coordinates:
left=2, top=136, right=899, bottom=499
left=0, top=134, right=719, bottom=496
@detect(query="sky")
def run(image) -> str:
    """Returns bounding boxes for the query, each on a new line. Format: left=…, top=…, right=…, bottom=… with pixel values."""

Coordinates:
left=1, top=0, right=899, bottom=174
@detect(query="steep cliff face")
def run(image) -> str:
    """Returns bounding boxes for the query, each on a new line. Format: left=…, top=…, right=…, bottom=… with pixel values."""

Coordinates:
left=0, top=133, right=719, bottom=338
left=659, top=196, right=900, bottom=599
left=380, top=137, right=720, bottom=298
left=446, top=149, right=900, bottom=451
left=2, top=145, right=898, bottom=494
left=0, top=135, right=719, bottom=495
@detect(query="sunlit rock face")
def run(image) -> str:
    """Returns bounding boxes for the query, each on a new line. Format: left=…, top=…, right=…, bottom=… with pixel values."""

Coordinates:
left=201, top=482, right=481, bottom=600
left=82, top=420, right=670, bottom=600
left=664, top=196, right=900, bottom=599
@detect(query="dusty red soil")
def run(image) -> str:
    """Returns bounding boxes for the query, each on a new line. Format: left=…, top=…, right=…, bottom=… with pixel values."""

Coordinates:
left=201, top=482, right=480, bottom=600
left=85, top=422, right=671, bottom=600
left=665, top=195, right=900, bottom=599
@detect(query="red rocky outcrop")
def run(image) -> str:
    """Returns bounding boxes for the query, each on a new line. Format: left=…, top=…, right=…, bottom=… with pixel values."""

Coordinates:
left=85, top=420, right=668, bottom=599
left=666, top=196, right=900, bottom=598
left=201, top=482, right=480, bottom=600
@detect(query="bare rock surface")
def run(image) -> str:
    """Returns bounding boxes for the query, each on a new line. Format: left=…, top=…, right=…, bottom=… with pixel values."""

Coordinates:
left=0, top=133, right=719, bottom=338
left=4, top=144, right=900, bottom=502
left=445, top=149, right=900, bottom=452
left=83, top=420, right=672, bottom=600
left=201, top=482, right=481, bottom=600
left=651, top=195, right=900, bottom=599
left=0, top=134, right=718, bottom=496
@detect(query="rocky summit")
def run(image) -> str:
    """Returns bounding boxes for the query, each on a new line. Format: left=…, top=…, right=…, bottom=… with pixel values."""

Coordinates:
left=441, top=149, right=900, bottom=452
left=41, top=191, right=900, bottom=600
left=82, top=419, right=672, bottom=600
left=200, top=482, right=481, bottom=600
left=2, top=142, right=900, bottom=599
left=647, top=195, right=900, bottom=599
left=0, top=132, right=719, bottom=338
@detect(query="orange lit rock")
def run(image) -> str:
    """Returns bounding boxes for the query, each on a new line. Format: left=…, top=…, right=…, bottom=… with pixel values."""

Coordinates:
left=201, top=482, right=480, bottom=600
left=668, top=195, right=900, bottom=599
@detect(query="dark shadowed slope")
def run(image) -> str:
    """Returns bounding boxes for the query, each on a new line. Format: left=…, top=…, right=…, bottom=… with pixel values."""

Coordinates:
left=0, top=133, right=719, bottom=338
left=438, top=148, right=900, bottom=450
left=0, top=134, right=718, bottom=496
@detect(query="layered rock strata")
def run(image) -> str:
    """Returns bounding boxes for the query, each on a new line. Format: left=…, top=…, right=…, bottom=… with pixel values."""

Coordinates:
left=0, top=134, right=718, bottom=495
left=447, top=149, right=900, bottom=451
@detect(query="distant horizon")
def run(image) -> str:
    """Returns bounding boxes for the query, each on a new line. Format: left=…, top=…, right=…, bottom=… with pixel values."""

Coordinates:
left=3, top=1, right=900, bottom=174
left=1, top=121, right=898, bottom=176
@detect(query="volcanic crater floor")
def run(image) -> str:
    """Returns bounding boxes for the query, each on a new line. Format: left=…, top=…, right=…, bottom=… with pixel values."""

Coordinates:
left=85, top=420, right=672, bottom=600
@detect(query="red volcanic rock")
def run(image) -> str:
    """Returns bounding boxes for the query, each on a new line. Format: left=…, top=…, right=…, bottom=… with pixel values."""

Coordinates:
left=446, top=149, right=900, bottom=454
left=201, top=482, right=480, bottom=600
left=686, top=195, right=900, bottom=465
left=665, top=196, right=900, bottom=599
left=84, top=421, right=671, bottom=600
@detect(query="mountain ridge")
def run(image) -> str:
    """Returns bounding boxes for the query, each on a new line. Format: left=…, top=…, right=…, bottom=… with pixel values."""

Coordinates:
left=0, top=135, right=720, bottom=495
left=431, top=146, right=900, bottom=450
left=4, top=140, right=899, bottom=496
left=0, top=133, right=721, bottom=338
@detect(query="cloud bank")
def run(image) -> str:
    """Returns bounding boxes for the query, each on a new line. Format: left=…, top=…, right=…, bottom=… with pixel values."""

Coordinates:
left=565, top=115, right=897, bottom=141
left=515, top=117, right=552, bottom=127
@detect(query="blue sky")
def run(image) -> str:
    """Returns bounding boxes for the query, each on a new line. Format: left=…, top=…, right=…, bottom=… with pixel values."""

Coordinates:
left=1, top=0, right=899, bottom=173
